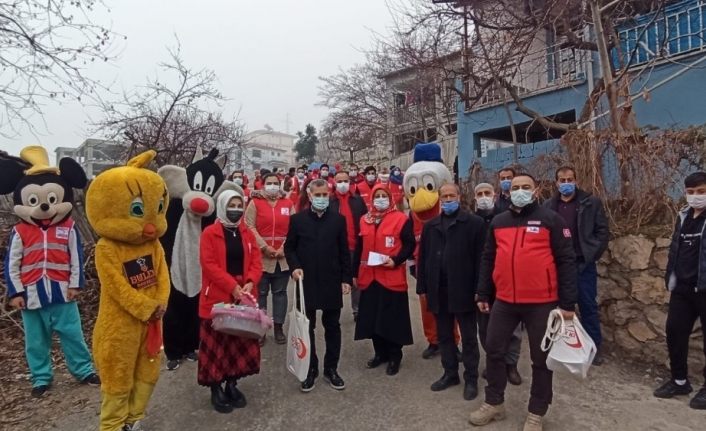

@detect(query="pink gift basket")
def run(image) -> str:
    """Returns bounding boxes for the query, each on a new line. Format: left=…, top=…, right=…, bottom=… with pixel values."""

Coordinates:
left=210, top=293, right=273, bottom=339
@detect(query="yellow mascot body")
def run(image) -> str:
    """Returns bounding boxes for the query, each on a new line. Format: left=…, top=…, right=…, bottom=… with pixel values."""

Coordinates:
left=86, top=151, right=170, bottom=431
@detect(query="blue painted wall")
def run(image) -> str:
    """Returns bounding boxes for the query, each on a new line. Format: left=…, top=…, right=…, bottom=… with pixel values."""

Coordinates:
left=457, top=81, right=590, bottom=180
left=457, top=52, right=706, bottom=181
left=629, top=53, right=706, bottom=129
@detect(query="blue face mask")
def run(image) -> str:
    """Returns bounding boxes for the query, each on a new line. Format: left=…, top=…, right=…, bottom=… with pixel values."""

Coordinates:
left=441, top=200, right=460, bottom=215
left=558, top=182, right=576, bottom=196
left=311, top=196, right=329, bottom=211
left=500, top=179, right=512, bottom=192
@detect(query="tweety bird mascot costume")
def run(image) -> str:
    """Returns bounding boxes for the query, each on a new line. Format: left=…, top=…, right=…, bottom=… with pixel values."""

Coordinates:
left=86, top=150, right=170, bottom=431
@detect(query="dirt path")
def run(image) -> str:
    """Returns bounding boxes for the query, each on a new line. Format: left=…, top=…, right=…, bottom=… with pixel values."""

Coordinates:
left=8, top=292, right=704, bottom=431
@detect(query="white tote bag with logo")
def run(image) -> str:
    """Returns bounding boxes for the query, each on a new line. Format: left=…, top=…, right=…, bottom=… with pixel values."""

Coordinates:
left=286, top=277, right=311, bottom=382
left=541, top=309, right=597, bottom=379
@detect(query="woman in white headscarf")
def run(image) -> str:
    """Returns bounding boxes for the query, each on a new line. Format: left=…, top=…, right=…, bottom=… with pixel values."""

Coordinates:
left=198, top=189, right=263, bottom=414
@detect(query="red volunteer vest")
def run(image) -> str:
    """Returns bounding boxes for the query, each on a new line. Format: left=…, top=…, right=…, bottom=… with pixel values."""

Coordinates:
left=15, top=218, right=73, bottom=285
left=253, top=197, right=293, bottom=249
left=357, top=211, right=408, bottom=292
left=357, top=181, right=379, bottom=210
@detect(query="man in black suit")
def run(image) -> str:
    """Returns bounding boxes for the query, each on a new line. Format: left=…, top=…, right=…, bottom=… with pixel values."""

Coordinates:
left=285, top=179, right=353, bottom=393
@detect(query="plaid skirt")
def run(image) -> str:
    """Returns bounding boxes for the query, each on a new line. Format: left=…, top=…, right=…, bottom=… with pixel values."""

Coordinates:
left=197, top=319, right=261, bottom=386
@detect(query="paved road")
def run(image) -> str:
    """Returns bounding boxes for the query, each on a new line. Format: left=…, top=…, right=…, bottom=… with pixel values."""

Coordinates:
left=21, top=282, right=706, bottom=431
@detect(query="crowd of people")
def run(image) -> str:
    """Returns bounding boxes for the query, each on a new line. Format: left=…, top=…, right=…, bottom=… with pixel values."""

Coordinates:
left=3, top=148, right=706, bottom=431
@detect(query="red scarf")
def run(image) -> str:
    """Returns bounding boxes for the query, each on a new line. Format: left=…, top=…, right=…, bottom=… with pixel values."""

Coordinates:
left=336, top=192, right=356, bottom=251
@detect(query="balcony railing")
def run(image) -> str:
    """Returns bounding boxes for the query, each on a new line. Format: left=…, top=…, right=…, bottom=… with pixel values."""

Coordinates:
left=614, top=0, right=706, bottom=68
left=464, top=44, right=588, bottom=111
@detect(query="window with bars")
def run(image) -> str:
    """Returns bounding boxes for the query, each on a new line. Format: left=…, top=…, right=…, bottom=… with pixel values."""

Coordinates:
left=613, top=0, right=706, bottom=68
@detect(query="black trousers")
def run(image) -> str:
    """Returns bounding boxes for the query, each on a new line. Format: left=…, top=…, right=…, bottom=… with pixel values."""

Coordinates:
left=306, top=308, right=342, bottom=372
left=485, top=300, right=556, bottom=416
left=163, top=286, right=200, bottom=360
left=666, top=290, right=706, bottom=380
left=478, top=297, right=522, bottom=365
left=372, top=334, right=403, bottom=362
left=435, top=309, right=479, bottom=382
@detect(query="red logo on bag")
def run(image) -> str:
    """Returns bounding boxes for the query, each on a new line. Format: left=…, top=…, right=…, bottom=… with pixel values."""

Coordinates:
left=563, top=326, right=582, bottom=348
left=291, top=336, right=307, bottom=359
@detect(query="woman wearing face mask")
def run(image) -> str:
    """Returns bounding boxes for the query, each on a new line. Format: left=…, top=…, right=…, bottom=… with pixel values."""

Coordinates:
left=198, top=189, right=263, bottom=414
left=354, top=185, right=415, bottom=376
left=230, top=170, right=251, bottom=204
left=244, top=172, right=296, bottom=345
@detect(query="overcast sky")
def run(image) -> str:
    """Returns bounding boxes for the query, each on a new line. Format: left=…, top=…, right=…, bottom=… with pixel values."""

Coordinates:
left=3, top=0, right=394, bottom=156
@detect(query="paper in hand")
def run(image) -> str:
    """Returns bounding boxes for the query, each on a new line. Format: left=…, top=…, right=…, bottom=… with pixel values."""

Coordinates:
left=367, top=251, right=389, bottom=267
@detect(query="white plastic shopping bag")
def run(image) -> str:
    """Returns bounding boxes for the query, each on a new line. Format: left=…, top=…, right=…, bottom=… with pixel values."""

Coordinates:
left=541, top=309, right=597, bottom=379
left=286, top=277, right=311, bottom=382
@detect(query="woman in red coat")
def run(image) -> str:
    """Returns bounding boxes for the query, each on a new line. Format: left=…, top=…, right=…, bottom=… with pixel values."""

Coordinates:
left=353, top=184, right=415, bottom=376
left=199, top=189, right=263, bottom=414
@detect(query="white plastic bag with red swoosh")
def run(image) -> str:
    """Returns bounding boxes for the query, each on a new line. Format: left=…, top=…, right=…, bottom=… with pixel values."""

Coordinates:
left=286, top=277, right=311, bottom=382
left=541, top=309, right=597, bottom=378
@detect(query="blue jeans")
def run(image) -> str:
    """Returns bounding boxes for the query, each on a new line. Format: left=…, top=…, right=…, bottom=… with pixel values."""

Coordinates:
left=577, top=261, right=602, bottom=347
left=21, top=301, right=95, bottom=387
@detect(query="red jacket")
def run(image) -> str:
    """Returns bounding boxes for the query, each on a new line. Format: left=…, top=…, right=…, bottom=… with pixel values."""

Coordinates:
left=389, top=183, right=405, bottom=207
left=356, top=180, right=379, bottom=210
left=199, top=220, right=263, bottom=319
left=477, top=202, right=577, bottom=309
left=357, top=211, right=409, bottom=292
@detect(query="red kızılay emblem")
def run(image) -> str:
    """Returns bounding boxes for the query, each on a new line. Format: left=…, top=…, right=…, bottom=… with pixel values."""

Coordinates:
left=562, top=324, right=582, bottom=348
left=291, top=336, right=307, bottom=359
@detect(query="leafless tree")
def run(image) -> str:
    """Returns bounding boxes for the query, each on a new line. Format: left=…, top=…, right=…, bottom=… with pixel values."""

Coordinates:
left=95, top=42, right=246, bottom=167
left=318, top=3, right=462, bottom=165
left=318, top=55, right=390, bottom=162
left=0, top=0, right=120, bottom=135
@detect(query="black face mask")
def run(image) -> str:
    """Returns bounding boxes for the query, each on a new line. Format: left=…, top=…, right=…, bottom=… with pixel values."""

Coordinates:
left=226, top=209, right=243, bottom=223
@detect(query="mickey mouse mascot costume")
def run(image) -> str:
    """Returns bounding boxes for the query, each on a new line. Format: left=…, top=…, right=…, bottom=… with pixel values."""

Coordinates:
left=1, top=146, right=100, bottom=398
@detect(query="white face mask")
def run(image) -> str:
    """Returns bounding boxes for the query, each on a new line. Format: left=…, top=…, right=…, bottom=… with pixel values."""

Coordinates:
left=336, top=182, right=350, bottom=194
left=510, top=189, right=535, bottom=207
left=476, top=196, right=494, bottom=211
left=320, top=170, right=329, bottom=178
left=233, top=177, right=243, bottom=185
left=373, top=197, right=390, bottom=211
left=687, top=194, right=706, bottom=209
left=366, top=174, right=377, bottom=183
left=264, top=184, right=280, bottom=196
left=349, top=170, right=358, bottom=177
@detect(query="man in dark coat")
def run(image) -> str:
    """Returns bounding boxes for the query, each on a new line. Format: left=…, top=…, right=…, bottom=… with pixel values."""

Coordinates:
left=329, top=170, right=367, bottom=320
left=285, top=179, right=353, bottom=393
left=417, top=183, right=485, bottom=401
left=543, top=166, right=610, bottom=365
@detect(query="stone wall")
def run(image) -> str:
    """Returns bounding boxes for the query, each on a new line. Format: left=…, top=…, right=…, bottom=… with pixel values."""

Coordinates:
left=598, top=234, right=704, bottom=372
